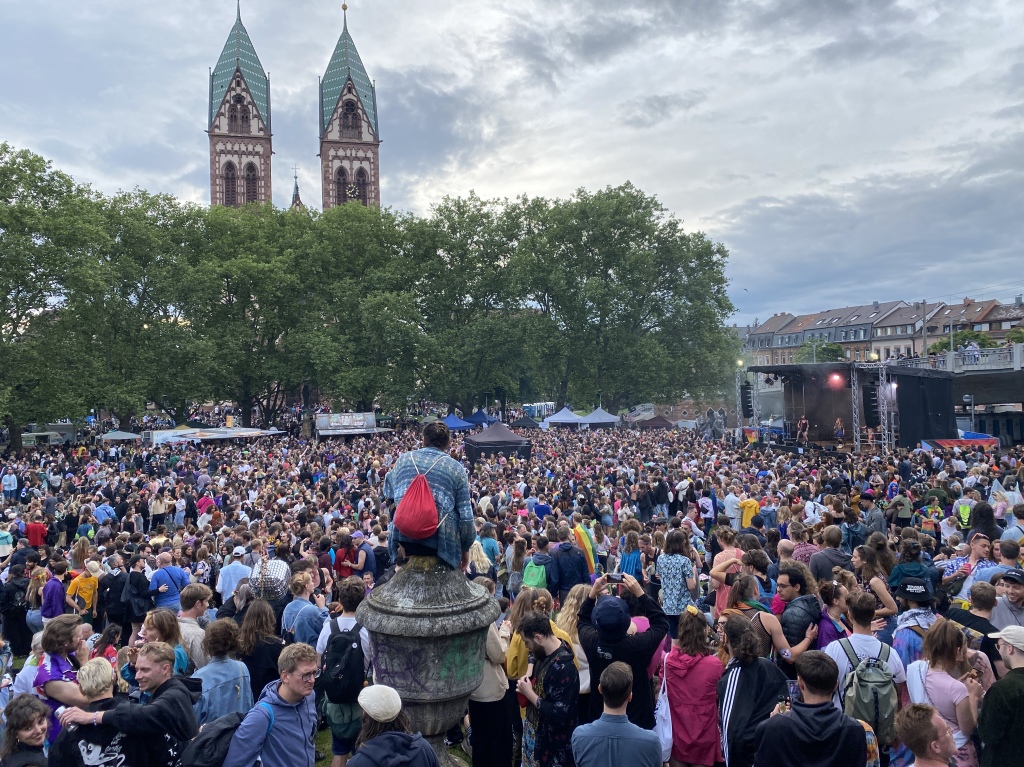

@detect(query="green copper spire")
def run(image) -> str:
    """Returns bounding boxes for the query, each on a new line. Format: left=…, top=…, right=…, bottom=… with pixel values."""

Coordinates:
left=210, top=3, right=270, bottom=130
left=320, top=6, right=377, bottom=136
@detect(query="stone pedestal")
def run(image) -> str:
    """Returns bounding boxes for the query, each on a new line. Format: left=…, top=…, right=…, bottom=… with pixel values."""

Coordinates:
left=356, top=555, right=500, bottom=767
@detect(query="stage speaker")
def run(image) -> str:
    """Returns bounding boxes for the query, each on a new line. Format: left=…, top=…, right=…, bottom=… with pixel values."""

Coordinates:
left=740, top=384, right=754, bottom=418
left=863, top=384, right=880, bottom=428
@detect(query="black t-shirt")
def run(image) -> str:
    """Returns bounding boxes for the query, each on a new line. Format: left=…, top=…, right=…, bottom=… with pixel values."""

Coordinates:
left=945, top=607, right=1001, bottom=678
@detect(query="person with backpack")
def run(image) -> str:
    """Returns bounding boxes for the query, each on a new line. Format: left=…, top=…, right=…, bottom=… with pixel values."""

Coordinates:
left=823, top=591, right=906, bottom=757
left=523, top=535, right=558, bottom=595
left=316, top=576, right=372, bottom=767
left=222, top=643, right=320, bottom=767
left=384, top=422, right=475, bottom=572
left=751, top=651, right=881, bottom=767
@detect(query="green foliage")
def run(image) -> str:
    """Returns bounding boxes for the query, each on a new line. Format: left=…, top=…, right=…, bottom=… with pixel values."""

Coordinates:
left=794, top=341, right=845, bottom=363
left=927, top=330, right=998, bottom=354
left=0, top=145, right=741, bottom=430
left=1006, top=327, right=1024, bottom=344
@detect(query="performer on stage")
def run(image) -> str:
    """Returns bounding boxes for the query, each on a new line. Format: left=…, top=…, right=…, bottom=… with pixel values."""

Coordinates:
left=834, top=417, right=845, bottom=444
left=796, top=415, right=809, bottom=445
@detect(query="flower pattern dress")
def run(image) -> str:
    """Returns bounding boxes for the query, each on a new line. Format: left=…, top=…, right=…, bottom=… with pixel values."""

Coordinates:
left=522, top=641, right=579, bottom=767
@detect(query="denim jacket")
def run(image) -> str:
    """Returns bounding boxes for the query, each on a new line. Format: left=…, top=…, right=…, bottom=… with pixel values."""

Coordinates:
left=192, top=656, right=253, bottom=725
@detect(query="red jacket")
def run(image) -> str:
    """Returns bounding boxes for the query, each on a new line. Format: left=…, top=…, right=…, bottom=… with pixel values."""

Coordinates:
left=664, top=648, right=724, bottom=766
left=26, top=522, right=48, bottom=547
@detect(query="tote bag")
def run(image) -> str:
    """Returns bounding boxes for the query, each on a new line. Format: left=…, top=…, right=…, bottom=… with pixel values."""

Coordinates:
left=654, top=654, right=673, bottom=762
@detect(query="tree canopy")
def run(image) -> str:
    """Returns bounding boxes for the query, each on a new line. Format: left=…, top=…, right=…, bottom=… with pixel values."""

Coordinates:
left=927, top=330, right=998, bottom=354
left=794, top=341, right=845, bottom=363
left=0, top=144, right=739, bottom=433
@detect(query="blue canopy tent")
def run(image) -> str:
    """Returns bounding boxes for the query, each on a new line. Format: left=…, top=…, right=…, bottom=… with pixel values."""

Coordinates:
left=443, top=414, right=474, bottom=431
left=463, top=410, right=497, bottom=425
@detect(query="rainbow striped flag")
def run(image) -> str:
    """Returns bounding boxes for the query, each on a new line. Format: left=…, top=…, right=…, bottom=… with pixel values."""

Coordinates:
left=574, top=524, right=596, bottom=574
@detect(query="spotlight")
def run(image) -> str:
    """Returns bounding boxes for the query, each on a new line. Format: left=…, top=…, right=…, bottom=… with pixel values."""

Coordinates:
left=828, top=373, right=844, bottom=388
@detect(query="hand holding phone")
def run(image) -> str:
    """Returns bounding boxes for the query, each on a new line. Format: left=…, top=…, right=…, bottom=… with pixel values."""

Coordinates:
left=607, top=573, right=623, bottom=583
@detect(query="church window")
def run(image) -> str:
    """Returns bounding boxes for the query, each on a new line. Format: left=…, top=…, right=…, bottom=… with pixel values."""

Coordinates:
left=223, top=162, right=238, bottom=207
left=341, top=100, right=362, bottom=139
left=356, top=168, right=369, bottom=206
left=229, top=104, right=239, bottom=133
left=239, top=107, right=250, bottom=134
left=336, top=167, right=348, bottom=205
left=244, top=163, right=258, bottom=204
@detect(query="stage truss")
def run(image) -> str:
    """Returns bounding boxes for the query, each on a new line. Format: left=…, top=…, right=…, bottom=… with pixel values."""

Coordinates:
left=747, top=362, right=899, bottom=454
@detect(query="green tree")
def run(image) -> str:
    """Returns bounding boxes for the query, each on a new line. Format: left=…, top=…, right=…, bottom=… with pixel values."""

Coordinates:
left=1006, top=327, right=1024, bottom=344
left=62, top=190, right=215, bottom=425
left=794, top=341, right=845, bottom=363
left=0, top=144, right=106, bottom=448
left=413, top=193, right=531, bottom=415
left=299, top=202, right=424, bottom=412
left=195, top=203, right=313, bottom=427
left=516, top=184, right=736, bottom=412
left=927, top=330, right=998, bottom=354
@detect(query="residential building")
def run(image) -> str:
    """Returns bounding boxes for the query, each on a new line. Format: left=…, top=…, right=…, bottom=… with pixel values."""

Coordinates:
left=973, top=296, right=1024, bottom=342
left=869, top=301, right=946, bottom=360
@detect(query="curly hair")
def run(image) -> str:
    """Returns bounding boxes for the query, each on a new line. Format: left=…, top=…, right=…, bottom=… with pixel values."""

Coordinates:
left=0, top=695, right=50, bottom=759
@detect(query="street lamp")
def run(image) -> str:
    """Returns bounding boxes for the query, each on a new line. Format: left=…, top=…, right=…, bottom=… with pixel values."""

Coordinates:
left=962, top=394, right=975, bottom=432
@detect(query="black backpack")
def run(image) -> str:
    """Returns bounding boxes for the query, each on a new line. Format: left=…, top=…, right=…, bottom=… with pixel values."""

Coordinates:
left=10, top=583, right=27, bottom=611
left=177, top=702, right=273, bottom=767
left=315, top=620, right=366, bottom=704
left=373, top=546, right=391, bottom=582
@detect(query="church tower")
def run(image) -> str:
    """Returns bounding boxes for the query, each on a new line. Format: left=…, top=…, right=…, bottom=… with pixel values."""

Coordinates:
left=208, top=3, right=272, bottom=206
left=319, top=5, right=381, bottom=209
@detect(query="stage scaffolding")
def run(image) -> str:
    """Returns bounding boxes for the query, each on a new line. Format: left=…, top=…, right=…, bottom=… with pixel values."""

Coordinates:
left=747, top=362, right=900, bottom=454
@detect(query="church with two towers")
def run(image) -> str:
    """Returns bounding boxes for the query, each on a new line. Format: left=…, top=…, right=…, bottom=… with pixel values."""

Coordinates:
left=206, top=3, right=380, bottom=209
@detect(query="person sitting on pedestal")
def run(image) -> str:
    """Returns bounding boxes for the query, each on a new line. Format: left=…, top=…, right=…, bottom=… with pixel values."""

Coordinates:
left=384, top=422, right=475, bottom=571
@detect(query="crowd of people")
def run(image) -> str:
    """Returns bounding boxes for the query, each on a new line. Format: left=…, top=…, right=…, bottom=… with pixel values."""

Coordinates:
left=0, top=417, right=1022, bottom=767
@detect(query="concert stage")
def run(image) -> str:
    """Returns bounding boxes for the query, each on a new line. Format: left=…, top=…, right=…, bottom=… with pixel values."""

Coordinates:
left=746, top=362, right=957, bottom=452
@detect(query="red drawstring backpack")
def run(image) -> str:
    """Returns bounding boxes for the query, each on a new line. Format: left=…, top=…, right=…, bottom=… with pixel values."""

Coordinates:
left=394, top=454, right=447, bottom=539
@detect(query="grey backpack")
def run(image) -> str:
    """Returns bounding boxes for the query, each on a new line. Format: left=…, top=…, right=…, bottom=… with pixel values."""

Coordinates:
left=839, top=638, right=897, bottom=746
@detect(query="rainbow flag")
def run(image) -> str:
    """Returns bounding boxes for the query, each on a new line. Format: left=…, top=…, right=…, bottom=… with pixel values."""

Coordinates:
left=743, top=427, right=758, bottom=444
left=574, top=524, right=596, bottom=574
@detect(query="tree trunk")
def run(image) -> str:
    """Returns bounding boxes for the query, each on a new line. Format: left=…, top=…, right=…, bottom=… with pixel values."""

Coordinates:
left=5, top=416, right=22, bottom=453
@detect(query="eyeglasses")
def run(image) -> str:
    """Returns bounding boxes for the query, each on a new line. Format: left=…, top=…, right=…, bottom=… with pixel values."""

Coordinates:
left=293, top=668, right=322, bottom=683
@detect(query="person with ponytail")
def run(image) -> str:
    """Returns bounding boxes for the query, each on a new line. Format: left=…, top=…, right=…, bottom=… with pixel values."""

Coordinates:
left=722, top=574, right=817, bottom=664
left=716, top=614, right=788, bottom=767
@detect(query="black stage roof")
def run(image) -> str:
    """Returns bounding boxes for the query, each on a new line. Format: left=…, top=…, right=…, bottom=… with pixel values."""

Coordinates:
left=748, top=362, right=954, bottom=380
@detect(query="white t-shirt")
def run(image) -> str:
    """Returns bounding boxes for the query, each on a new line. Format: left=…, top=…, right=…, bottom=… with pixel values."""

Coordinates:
left=824, top=633, right=906, bottom=709
left=315, top=615, right=372, bottom=673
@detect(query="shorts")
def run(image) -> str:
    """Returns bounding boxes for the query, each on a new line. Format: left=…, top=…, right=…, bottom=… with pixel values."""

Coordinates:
left=332, top=734, right=356, bottom=756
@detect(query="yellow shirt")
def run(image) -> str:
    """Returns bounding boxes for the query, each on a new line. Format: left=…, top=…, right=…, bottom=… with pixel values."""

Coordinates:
left=67, top=574, right=99, bottom=610
left=505, top=621, right=577, bottom=679
left=740, top=498, right=760, bottom=528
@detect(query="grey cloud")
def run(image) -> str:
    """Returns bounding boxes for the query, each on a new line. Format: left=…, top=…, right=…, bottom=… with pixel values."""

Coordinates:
left=719, top=131, right=1024, bottom=323
left=623, top=90, right=707, bottom=127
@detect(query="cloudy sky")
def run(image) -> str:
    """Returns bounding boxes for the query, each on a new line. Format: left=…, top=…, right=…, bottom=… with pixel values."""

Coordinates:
left=3, top=0, right=1024, bottom=325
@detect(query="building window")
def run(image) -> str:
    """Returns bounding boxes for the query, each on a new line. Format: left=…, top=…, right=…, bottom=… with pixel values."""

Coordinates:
left=244, top=163, right=258, bottom=204
left=229, top=104, right=239, bottom=133
left=223, top=162, right=237, bottom=207
left=356, top=168, right=369, bottom=205
left=240, top=107, right=250, bottom=134
left=855, top=350, right=860, bottom=361
left=336, top=167, right=348, bottom=205
left=341, top=100, right=362, bottom=139
left=846, top=349, right=851, bottom=359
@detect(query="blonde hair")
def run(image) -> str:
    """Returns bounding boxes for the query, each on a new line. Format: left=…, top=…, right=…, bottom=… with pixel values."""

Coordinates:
left=77, top=658, right=115, bottom=698
left=26, top=567, right=49, bottom=608
left=468, top=541, right=491, bottom=573
left=555, top=584, right=589, bottom=643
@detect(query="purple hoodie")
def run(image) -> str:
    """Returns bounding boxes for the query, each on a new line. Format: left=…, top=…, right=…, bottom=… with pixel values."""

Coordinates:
left=816, top=606, right=850, bottom=650
left=41, top=577, right=65, bottom=619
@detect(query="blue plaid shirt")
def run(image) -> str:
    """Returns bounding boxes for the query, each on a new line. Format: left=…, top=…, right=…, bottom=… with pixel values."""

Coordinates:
left=384, top=448, right=475, bottom=569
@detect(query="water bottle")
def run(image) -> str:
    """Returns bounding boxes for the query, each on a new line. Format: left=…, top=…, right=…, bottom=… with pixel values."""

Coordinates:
left=54, top=705, right=78, bottom=732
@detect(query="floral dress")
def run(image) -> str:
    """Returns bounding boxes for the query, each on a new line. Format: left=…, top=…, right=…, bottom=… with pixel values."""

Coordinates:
left=656, top=553, right=696, bottom=617
left=523, top=642, right=579, bottom=767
